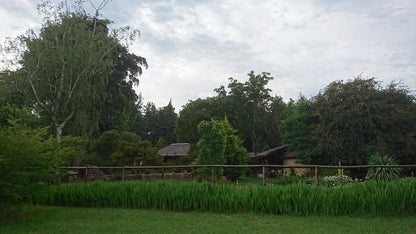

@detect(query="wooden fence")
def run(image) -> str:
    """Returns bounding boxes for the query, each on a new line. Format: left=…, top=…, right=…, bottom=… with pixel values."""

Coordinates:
left=60, top=164, right=416, bottom=185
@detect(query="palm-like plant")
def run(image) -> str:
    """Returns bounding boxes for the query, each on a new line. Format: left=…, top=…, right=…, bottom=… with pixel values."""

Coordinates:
left=367, top=153, right=401, bottom=181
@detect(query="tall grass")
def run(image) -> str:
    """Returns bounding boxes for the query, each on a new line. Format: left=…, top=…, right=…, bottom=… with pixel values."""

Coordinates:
left=34, top=179, right=416, bottom=216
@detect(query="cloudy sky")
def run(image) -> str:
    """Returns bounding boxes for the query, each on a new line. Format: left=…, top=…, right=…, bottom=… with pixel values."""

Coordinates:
left=1, top=0, right=415, bottom=111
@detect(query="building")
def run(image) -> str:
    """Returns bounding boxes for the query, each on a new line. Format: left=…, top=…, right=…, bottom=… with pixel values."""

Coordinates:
left=157, top=143, right=191, bottom=165
left=250, top=144, right=310, bottom=177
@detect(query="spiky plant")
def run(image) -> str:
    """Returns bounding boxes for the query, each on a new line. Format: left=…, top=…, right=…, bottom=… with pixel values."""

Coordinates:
left=367, top=153, right=401, bottom=181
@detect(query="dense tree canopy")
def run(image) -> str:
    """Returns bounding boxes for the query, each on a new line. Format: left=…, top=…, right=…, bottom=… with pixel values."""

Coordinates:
left=195, top=118, right=247, bottom=180
left=282, top=78, right=416, bottom=166
left=142, top=101, right=177, bottom=145
left=92, top=130, right=162, bottom=166
left=177, top=71, right=288, bottom=152
left=98, top=44, right=147, bottom=135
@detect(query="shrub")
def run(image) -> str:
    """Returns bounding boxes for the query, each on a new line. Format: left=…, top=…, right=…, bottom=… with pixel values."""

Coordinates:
left=321, top=175, right=353, bottom=187
left=109, top=140, right=163, bottom=166
left=0, top=121, right=77, bottom=208
left=366, top=153, right=401, bottom=181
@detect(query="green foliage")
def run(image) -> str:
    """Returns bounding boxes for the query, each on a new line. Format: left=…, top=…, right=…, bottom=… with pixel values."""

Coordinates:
left=281, top=97, right=319, bottom=164
left=196, top=119, right=226, bottom=179
left=366, top=153, right=401, bottom=181
left=91, top=130, right=141, bottom=165
left=0, top=105, right=43, bottom=129
left=3, top=1, right=146, bottom=141
left=0, top=120, right=77, bottom=206
left=142, top=101, right=177, bottom=144
left=177, top=71, right=288, bottom=152
left=110, top=140, right=162, bottom=166
left=155, top=137, right=167, bottom=150
left=282, top=78, right=416, bottom=167
left=176, top=98, right=217, bottom=144
left=319, top=175, right=353, bottom=187
left=35, top=179, right=416, bottom=216
left=222, top=118, right=247, bottom=181
left=19, top=13, right=115, bottom=140
left=195, top=119, right=247, bottom=180
left=92, top=130, right=162, bottom=166
left=98, top=44, right=147, bottom=135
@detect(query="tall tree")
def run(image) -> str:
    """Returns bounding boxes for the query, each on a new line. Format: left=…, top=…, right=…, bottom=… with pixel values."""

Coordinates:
left=158, top=100, right=177, bottom=143
left=98, top=44, right=147, bottom=134
left=143, top=101, right=177, bottom=144
left=177, top=71, right=287, bottom=152
left=176, top=97, right=220, bottom=144
left=4, top=2, right=143, bottom=141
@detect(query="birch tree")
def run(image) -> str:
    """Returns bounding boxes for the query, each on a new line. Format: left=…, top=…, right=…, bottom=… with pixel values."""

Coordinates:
left=5, top=2, right=140, bottom=141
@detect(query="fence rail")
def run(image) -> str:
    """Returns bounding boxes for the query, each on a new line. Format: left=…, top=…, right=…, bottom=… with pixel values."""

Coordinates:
left=60, top=164, right=416, bottom=185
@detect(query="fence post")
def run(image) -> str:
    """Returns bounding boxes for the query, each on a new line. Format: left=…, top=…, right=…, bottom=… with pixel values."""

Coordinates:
left=211, top=165, right=215, bottom=183
left=84, top=166, right=89, bottom=183
left=122, top=167, right=125, bottom=181
left=314, top=166, right=318, bottom=185
left=262, top=165, right=266, bottom=186
left=370, top=166, right=375, bottom=180
left=162, top=167, right=165, bottom=180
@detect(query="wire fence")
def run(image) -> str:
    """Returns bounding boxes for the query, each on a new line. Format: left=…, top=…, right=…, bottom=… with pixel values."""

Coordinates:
left=60, top=164, right=416, bottom=185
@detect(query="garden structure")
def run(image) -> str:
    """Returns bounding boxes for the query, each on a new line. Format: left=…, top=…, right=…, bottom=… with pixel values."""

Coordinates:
left=250, top=144, right=310, bottom=177
left=158, top=143, right=191, bottom=165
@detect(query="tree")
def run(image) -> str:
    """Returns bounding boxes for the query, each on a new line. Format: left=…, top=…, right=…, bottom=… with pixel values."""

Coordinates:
left=176, top=97, right=219, bottom=144
left=282, top=78, right=416, bottom=169
left=220, top=71, right=275, bottom=152
left=196, top=119, right=226, bottom=179
left=98, top=44, right=147, bottom=134
left=222, top=118, right=247, bottom=181
left=176, top=71, right=285, bottom=153
left=92, top=130, right=141, bottom=166
left=281, top=97, right=321, bottom=164
left=143, top=101, right=177, bottom=144
left=4, top=2, right=144, bottom=141
left=195, top=118, right=247, bottom=181
left=91, top=129, right=162, bottom=166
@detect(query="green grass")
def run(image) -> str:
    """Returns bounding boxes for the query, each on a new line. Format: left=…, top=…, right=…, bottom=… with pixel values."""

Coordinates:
left=1, top=206, right=416, bottom=234
left=34, top=179, right=416, bottom=216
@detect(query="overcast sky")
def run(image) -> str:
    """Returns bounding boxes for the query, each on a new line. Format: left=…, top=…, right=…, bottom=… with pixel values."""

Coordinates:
left=1, top=0, right=415, bottom=111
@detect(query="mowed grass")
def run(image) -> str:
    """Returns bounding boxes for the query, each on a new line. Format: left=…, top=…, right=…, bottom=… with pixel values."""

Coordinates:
left=1, top=205, right=416, bottom=234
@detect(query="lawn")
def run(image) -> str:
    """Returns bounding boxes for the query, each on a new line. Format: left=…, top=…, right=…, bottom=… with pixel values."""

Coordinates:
left=1, top=205, right=415, bottom=234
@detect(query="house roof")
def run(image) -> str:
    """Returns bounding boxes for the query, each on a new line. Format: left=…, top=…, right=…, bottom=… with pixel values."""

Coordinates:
left=158, top=143, right=190, bottom=157
left=250, top=144, right=289, bottom=159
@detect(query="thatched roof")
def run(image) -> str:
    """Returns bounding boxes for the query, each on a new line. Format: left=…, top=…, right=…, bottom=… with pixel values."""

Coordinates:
left=158, top=143, right=190, bottom=157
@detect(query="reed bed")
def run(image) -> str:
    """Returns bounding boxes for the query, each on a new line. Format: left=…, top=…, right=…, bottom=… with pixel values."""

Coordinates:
left=34, top=179, right=416, bottom=216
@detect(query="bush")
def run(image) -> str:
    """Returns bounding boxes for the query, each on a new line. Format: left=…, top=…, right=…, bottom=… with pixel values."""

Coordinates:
left=92, top=130, right=142, bottom=166
left=320, top=175, right=353, bottom=187
left=366, top=153, right=401, bottom=181
left=0, top=121, right=76, bottom=207
left=109, top=140, right=163, bottom=166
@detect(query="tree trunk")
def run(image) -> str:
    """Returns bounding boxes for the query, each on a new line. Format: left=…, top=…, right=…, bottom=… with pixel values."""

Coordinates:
left=56, top=124, right=63, bottom=143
